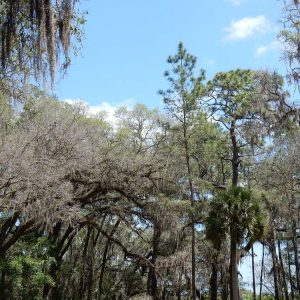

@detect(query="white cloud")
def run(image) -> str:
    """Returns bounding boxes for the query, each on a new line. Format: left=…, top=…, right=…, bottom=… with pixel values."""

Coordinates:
left=63, top=98, right=136, bottom=124
left=255, top=40, right=282, bottom=57
left=90, top=102, right=119, bottom=122
left=224, top=16, right=270, bottom=40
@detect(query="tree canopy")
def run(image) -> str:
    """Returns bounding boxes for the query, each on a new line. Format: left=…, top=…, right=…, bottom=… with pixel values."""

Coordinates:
left=0, top=1, right=299, bottom=300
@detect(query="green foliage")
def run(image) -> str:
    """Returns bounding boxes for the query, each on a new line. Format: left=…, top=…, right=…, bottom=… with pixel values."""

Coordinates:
left=206, top=69, right=291, bottom=143
left=0, top=234, right=54, bottom=299
left=206, top=186, right=267, bottom=249
left=159, top=42, right=205, bottom=125
left=207, top=69, right=256, bottom=120
left=0, top=4, right=297, bottom=295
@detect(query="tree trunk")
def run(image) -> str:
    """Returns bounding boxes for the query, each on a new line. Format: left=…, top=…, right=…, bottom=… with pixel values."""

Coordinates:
left=259, top=243, right=265, bottom=300
left=86, top=229, right=96, bottom=300
left=270, top=241, right=280, bottom=300
left=251, top=246, right=256, bottom=300
left=44, top=224, right=78, bottom=300
left=87, top=259, right=94, bottom=300
left=147, top=222, right=161, bottom=300
left=79, top=227, right=91, bottom=300
left=210, top=261, right=218, bottom=300
left=287, top=239, right=295, bottom=300
left=148, top=264, right=158, bottom=299
left=177, top=266, right=183, bottom=300
left=277, top=238, right=289, bottom=300
left=221, top=269, right=229, bottom=300
left=292, top=220, right=300, bottom=295
left=230, top=227, right=239, bottom=300
left=191, top=212, right=196, bottom=300
left=230, top=121, right=239, bottom=187
left=98, top=219, right=120, bottom=299
left=98, top=240, right=110, bottom=299
left=184, top=124, right=196, bottom=300
left=229, top=120, right=239, bottom=300
left=177, top=286, right=181, bottom=300
left=0, top=262, right=6, bottom=300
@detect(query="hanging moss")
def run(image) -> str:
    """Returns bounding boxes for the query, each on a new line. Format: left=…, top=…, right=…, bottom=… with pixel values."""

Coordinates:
left=0, top=0, right=82, bottom=84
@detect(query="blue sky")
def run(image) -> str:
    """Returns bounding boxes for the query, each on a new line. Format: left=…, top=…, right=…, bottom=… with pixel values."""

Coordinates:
left=56, top=0, right=286, bottom=115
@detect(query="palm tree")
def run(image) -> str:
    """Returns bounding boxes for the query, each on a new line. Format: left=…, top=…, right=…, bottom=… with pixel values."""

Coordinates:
left=206, top=186, right=267, bottom=300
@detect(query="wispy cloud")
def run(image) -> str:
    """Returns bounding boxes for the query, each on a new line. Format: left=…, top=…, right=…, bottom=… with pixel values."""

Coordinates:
left=207, top=59, right=216, bottom=66
left=224, top=16, right=270, bottom=40
left=203, top=58, right=216, bottom=68
left=255, top=40, right=282, bottom=57
left=226, top=0, right=245, bottom=6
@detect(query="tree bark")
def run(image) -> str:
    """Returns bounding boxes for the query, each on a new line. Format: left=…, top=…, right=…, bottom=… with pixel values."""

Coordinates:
left=184, top=122, right=196, bottom=300
left=0, top=259, right=6, bottom=300
left=147, top=222, right=161, bottom=300
left=44, top=225, right=79, bottom=299
left=230, top=121, right=239, bottom=187
left=98, top=219, right=120, bottom=299
left=277, top=238, right=289, bottom=300
left=79, top=226, right=91, bottom=300
left=229, top=121, right=239, bottom=300
left=270, top=241, right=280, bottom=300
left=292, top=220, right=300, bottom=295
left=230, top=227, right=239, bottom=300
left=287, top=239, right=295, bottom=300
left=221, top=269, right=229, bottom=300
left=210, top=261, right=218, bottom=300
left=259, top=242, right=265, bottom=300
left=251, top=246, right=256, bottom=300
left=87, top=230, right=95, bottom=300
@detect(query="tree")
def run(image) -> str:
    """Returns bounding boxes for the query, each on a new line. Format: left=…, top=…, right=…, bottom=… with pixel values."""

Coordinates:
left=205, top=69, right=294, bottom=300
left=206, top=70, right=293, bottom=186
left=0, top=233, right=54, bottom=300
left=159, top=42, right=205, bottom=300
left=0, top=0, right=85, bottom=83
left=0, top=98, right=92, bottom=257
left=206, top=187, right=267, bottom=300
left=280, top=0, right=300, bottom=90
left=256, top=132, right=300, bottom=298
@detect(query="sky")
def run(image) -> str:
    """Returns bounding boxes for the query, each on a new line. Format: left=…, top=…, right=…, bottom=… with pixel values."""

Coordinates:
left=56, top=0, right=285, bottom=287
left=56, top=0, right=287, bottom=116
